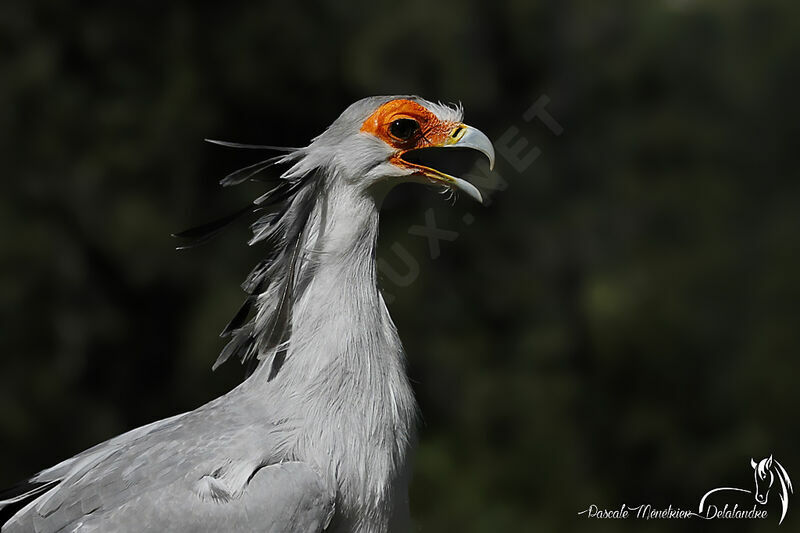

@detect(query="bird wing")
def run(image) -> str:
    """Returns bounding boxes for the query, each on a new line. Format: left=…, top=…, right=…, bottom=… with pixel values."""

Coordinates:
left=2, top=399, right=333, bottom=533
left=4, top=462, right=333, bottom=533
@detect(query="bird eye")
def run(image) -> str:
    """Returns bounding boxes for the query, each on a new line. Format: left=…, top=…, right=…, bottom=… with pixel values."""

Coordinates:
left=389, top=118, right=420, bottom=141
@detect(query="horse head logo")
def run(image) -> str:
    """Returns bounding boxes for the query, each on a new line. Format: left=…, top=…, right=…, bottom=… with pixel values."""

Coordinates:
left=700, top=454, right=793, bottom=525
left=750, top=455, right=793, bottom=524
left=752, top=455, right=774, bottom=504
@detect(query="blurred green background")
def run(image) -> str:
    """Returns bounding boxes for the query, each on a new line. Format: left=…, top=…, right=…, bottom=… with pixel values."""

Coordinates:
left=1, top=0, right=799, bottom=531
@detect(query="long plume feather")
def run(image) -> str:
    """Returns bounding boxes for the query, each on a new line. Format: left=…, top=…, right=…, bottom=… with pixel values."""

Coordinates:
left=204, top=139, right=299, bottom=151
left=178, top=142, right=321, bottom=374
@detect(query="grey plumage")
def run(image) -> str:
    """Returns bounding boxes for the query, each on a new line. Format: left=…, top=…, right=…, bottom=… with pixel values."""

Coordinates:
left=1, top=95, right=494, bottom=533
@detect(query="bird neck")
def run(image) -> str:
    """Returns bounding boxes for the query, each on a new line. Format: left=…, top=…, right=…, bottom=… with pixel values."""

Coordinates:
left=247, top=179, right=416, bottom=530
left=249, top=178, right=407, bottom=388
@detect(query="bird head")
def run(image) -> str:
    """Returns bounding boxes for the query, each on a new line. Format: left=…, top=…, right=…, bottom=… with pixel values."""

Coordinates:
left=186, top=96, right=495, bottom=372
left=300, top=95, right=495, bottom=203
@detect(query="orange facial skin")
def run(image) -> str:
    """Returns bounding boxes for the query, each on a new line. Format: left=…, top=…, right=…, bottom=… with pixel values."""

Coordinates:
left=361, top=99, right=457, bottom=149
left=361, top=99, right=462, bottom=176
left=360, top=99, right=489, bottom=203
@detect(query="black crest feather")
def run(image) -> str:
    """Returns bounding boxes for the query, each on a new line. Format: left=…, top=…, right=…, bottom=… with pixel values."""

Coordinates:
left=176, top=142, right=320, bottom=375
left=171, top=204, right=258, bottom=249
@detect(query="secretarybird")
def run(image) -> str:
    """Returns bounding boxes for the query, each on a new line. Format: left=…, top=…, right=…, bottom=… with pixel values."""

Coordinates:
left=0, top=96, right=494, bottom=532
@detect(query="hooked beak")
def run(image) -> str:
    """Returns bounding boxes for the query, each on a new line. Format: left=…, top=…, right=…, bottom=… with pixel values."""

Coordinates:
left=398, top=124, right=495, bottom=204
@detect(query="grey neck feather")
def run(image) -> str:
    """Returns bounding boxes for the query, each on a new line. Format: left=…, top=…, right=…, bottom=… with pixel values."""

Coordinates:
left=245, top=176, right=416, bottom=531
left=250, top=176, right=393, bottom=385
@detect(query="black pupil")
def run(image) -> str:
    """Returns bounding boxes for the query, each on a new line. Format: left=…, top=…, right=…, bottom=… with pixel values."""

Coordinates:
left=389, top=118, right=419, bottom=140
